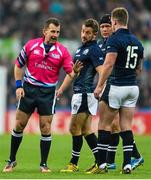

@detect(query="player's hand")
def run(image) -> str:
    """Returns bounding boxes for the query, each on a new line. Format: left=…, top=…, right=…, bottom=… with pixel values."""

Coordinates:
left=56, top=89, right=63, bottom=98
left=73, top=60, right=83, bottom=75
left=16, top=88, right=25, bottom=100
left=94, top=86, right=104, bottom=100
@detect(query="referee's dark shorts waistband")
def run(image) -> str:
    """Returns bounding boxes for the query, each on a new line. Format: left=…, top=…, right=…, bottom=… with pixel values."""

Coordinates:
left=23, top=81, right=56, bottom=89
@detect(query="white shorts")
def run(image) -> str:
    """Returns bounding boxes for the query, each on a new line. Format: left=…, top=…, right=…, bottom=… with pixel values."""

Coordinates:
left=109, top=85, right=139, bottom=109
left=71, top=93, right=98, bottom=115
left=101, top=84, right=139, bottom=109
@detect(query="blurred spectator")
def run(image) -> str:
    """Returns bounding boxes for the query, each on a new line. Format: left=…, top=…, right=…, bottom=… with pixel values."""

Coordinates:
left=49, top=1, right=65, bottom=15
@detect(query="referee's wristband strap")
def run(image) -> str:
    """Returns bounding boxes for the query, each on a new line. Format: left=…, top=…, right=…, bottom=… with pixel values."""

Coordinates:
left=16, top=80, right=22, bottom=89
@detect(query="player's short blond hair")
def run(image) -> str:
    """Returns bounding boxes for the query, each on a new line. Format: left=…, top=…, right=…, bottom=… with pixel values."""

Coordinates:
left=111, top=7, right=129, bottom=26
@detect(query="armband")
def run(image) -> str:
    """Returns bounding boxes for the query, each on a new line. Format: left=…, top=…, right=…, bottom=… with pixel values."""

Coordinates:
left=16, top=80, right=22, bottom=89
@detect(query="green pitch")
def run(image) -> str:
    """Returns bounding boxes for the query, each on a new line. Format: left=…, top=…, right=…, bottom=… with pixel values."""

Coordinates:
left=0, top=134, right=151, bottom=179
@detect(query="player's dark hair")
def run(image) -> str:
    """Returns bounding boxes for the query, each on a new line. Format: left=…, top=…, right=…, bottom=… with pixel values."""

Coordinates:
left=84, top=18, right=99, bottom=33
left=44, top=18, right=60, bottom=29
left=111, top=7, right=129, bottom=25
left=99, top=14, right=111, bottom=25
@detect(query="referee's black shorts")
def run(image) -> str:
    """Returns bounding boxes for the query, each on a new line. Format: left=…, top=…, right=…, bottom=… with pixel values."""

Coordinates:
left=17, top=82, right=56, bottom=115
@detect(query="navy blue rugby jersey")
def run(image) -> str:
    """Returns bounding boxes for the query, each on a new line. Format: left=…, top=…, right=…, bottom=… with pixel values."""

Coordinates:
left=73, top=40, right=104, bottom=93
left=98, top=38, right=107, bottom=59
left=105, top=28, right=144, bottom=86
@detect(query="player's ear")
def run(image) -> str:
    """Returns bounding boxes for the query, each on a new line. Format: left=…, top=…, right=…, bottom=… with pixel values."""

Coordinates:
left=93, top=33, right=97, bottom=40
left=43, top=27, right=47, bottom=36
left=42, top=28, right=45, bottom=36
left=114, top=19, right=117, bottom=26
left=94, top=32, right=98, bottom=37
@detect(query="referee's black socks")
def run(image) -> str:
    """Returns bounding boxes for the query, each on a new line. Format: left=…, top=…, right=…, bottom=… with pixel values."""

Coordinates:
left=9, top=129, right=23, bottom=162
left=40, top=134, right=51, bottom=166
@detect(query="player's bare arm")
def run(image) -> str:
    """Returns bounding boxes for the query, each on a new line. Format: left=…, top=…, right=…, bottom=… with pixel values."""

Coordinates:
left=136, top=58, right=144, bottom=76
left=94, top=52, right=117, bottom=98
left=56, top=60, right=83, bottom=97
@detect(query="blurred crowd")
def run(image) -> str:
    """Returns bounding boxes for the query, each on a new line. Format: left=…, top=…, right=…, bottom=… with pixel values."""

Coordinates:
left=0, top=0, right=151, bottom=110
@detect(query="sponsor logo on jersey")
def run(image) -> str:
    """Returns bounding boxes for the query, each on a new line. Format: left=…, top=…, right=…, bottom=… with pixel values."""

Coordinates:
left=76, top=49, right=81, bottom=54
left=51, top=53, right=60, bottom=59
left=101, top=48, right=106, bottom=51
left=99, top=57, right=103, bottom=61
left=75, top=54, right=80, bottom=57
left=34, top=50, right=40, bottom=55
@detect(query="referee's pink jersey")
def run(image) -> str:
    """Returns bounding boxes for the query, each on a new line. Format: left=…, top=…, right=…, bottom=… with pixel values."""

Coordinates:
left=15, top=38, right=73, bottom=87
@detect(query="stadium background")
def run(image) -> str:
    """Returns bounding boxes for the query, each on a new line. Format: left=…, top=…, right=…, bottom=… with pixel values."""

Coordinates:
left=0, top=0, right=151, bottom=135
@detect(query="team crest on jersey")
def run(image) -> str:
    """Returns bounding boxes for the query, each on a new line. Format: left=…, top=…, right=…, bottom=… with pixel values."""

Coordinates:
left=51, top=53, right=60, bottom=59
left=83, top=49, right=89, bottom=55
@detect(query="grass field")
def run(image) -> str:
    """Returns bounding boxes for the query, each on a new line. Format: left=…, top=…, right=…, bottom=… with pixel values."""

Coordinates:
left=0, top=134, right=151, bottom=179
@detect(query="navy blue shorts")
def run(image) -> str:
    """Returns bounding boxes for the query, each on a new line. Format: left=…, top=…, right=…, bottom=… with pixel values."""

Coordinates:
left=100, top=83, right=111, bottom=105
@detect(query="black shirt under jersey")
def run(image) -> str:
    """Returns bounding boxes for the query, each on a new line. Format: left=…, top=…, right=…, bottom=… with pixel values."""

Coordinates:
left=73, top=40, right=104, bottom=93
left=105, top=28, right=144, bottom=86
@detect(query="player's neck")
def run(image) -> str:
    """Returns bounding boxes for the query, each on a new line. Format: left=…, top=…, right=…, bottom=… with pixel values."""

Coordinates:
left=115, top=25, right=127, bottom=32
